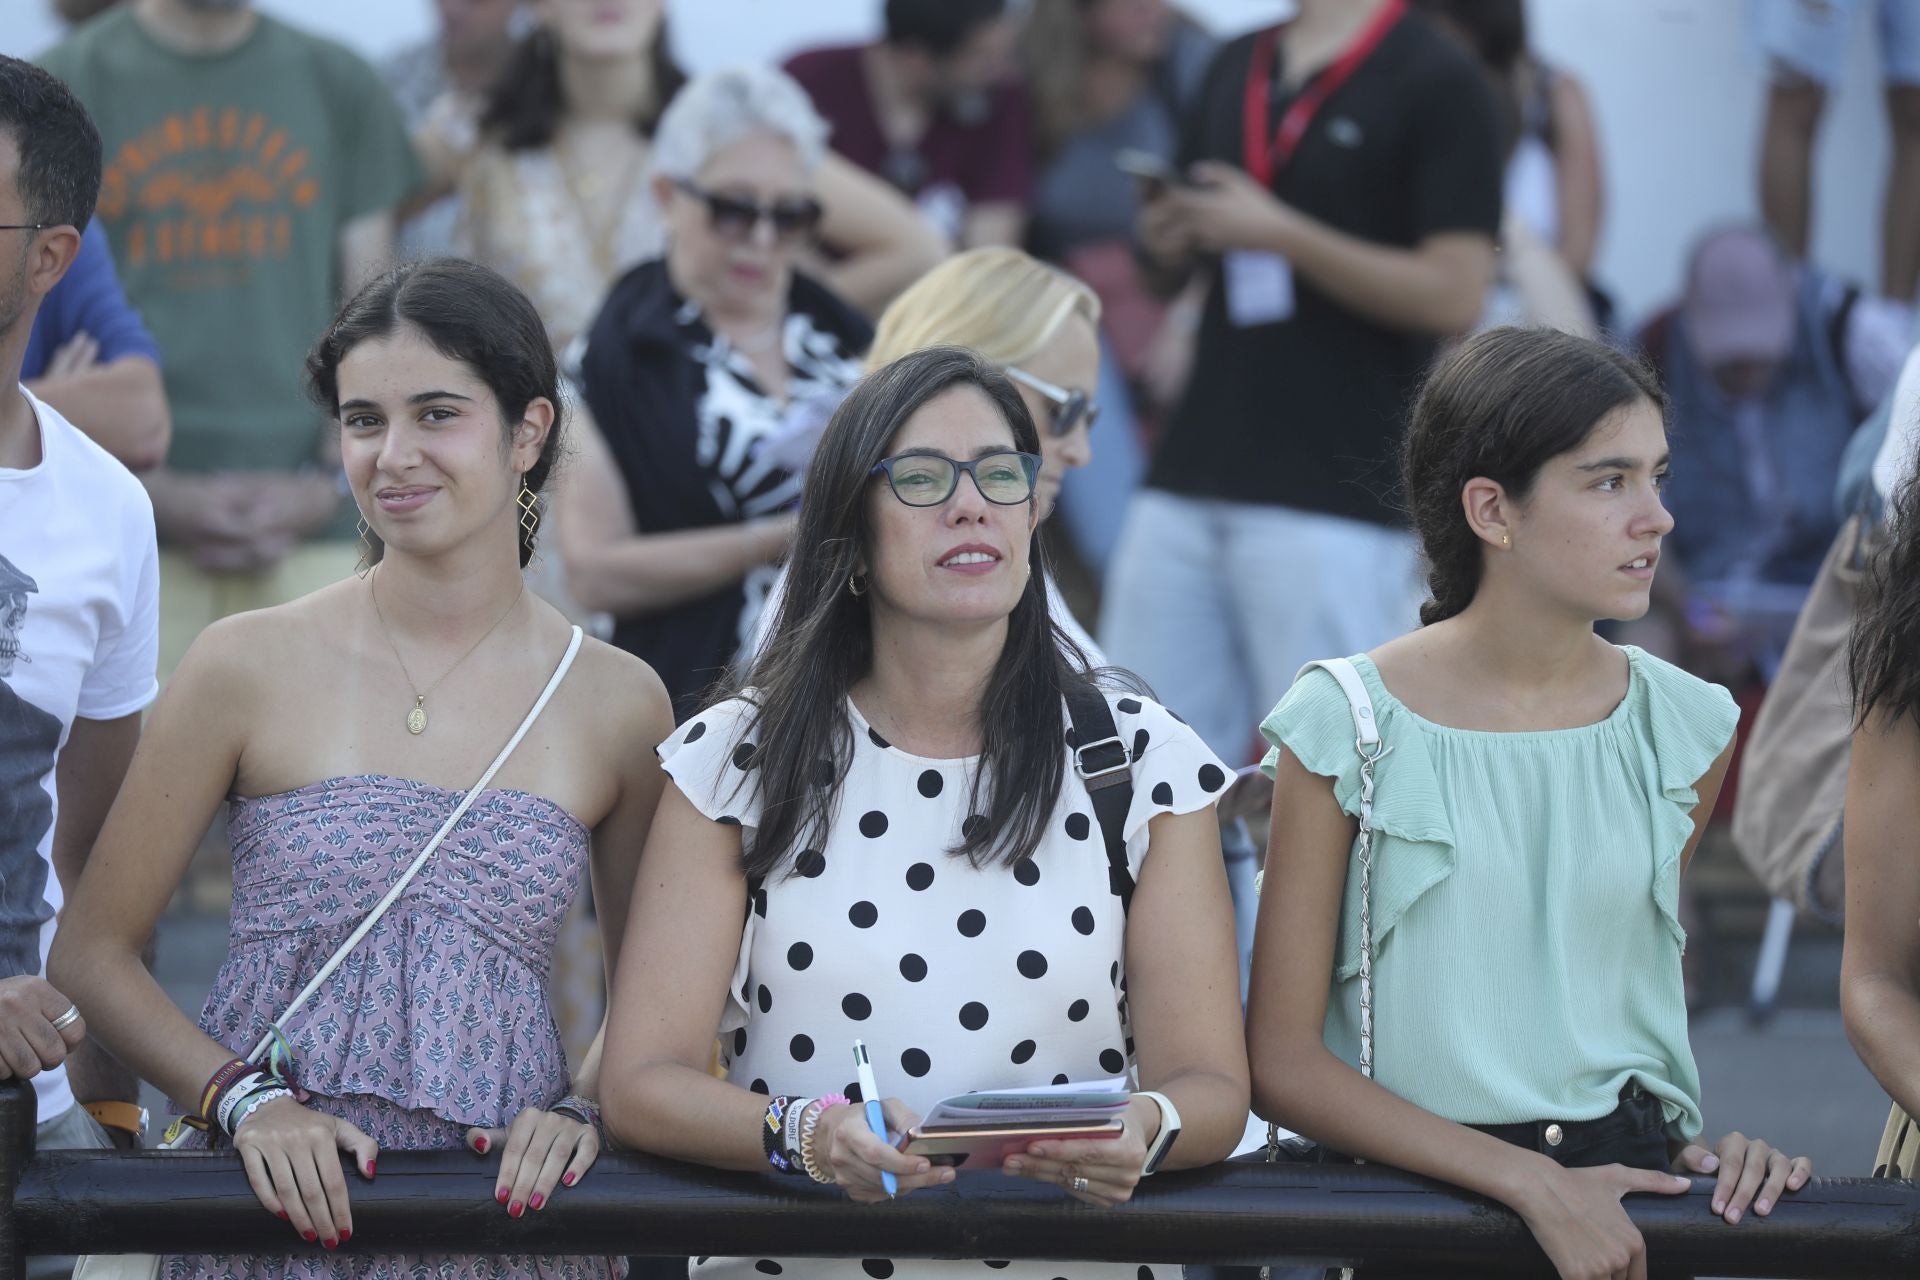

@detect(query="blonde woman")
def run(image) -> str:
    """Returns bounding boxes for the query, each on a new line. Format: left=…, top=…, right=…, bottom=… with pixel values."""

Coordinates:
left=745, top=246, right=1105, bottom=660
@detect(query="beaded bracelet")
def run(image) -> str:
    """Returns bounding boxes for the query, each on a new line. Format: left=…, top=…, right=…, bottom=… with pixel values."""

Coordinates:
left=761, top=1095, right=796, bottom=1174
left=227, top=1086, right=295, bottom=1137
left=213, top=1071, right=269, bottom=1135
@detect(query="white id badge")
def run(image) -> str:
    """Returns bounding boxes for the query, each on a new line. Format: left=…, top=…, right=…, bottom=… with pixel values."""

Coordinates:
left=1223, top=250, right=1295, bottom=327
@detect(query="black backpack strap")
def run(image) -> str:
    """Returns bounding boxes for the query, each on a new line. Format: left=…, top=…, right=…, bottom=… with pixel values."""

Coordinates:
left=1062, top=678, right=1135, bottom=915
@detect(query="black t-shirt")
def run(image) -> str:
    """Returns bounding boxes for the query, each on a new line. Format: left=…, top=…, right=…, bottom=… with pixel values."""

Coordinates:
left=578, top=260, right=872, bottom=718
left=1146, top=14, right=1502, bottom=525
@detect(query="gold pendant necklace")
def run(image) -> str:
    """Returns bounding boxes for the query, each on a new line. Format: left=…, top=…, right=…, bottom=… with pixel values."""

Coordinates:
left=369, top=566, right=526, bottom=737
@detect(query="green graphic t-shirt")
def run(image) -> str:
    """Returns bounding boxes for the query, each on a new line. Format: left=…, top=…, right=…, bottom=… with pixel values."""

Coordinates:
left=41, top=10, right=422, bottom=477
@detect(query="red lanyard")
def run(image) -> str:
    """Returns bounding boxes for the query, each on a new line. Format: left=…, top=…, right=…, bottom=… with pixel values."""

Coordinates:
left=1241, top=0, right=1406, bottom=187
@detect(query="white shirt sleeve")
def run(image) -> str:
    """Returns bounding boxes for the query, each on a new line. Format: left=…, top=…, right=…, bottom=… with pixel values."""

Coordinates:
left=76, top=492, right=160, bottom=721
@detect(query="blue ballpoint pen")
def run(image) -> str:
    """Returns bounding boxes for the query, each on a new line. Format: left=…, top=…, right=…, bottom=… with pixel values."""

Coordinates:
left=852, top=1041, right=897, bottom=1197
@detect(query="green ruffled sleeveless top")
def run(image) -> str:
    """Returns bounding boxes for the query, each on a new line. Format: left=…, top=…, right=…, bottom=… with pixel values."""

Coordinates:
left=1259, top=645, right=1737, bottom=1141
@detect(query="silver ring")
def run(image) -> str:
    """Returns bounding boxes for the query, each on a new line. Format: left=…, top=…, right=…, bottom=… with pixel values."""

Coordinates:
left=1070, top=1176, right=1090, bottom=1193
left=49, top=1006, right=80, bottom=1033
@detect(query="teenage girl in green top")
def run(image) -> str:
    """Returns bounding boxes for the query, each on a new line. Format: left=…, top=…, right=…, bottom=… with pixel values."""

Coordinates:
left=1247, top=327, right=1813, bottom=1280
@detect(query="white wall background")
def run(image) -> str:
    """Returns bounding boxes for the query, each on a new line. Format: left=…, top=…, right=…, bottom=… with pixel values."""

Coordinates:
left=5, top=0, right=1886, bottom=324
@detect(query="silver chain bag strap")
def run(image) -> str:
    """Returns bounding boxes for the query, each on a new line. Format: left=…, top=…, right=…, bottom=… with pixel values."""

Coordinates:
left=1260, top=658, right=1388, bottom=1280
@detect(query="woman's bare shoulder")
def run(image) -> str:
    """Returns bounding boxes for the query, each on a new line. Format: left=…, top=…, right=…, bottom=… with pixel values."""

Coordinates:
left=558, top=629, right=676, bottom=742
left=174, top=581, right=359, bottom=689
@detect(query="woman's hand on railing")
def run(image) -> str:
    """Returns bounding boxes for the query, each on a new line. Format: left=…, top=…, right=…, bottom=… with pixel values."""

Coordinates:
left=466, top=1107, right=600, bottom=1217
left=231, top=1096, right=378, bottom=1249
left=1672, top=1132, right=1813, bottom=1224
left=1511, top=1160, right=1692, bottom=1280
left=1002, top=1097, right=1156, bottom=1207
left=815, top=1098, right=953, bottom=1203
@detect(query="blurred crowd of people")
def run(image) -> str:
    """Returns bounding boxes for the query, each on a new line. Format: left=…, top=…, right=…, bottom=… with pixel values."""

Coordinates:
left=19, top=0, right=1915, bottom=742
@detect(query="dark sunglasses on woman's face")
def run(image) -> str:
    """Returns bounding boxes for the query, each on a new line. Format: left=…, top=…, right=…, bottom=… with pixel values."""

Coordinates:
left=674, top=178, right=824, bottom=243
left=870, top=450, right=1042, bottom=507
left=1006, top=366, right=1099, bottom=437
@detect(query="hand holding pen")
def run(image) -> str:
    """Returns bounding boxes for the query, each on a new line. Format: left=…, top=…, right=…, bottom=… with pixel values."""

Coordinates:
left=854, top=1041, right=898, bottom=1196
left=805, top=1043, right=953, bottom=1202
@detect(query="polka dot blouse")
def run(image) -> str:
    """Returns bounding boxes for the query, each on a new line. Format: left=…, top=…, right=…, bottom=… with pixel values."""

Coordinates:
left=657, top=689, right=1229, bottom=1280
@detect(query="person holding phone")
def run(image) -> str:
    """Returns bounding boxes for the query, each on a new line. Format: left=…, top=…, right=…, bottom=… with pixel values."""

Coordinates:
left=1105, top=0, right=1504, bottom=976
left=601, top=345, right=1249, bottom=1280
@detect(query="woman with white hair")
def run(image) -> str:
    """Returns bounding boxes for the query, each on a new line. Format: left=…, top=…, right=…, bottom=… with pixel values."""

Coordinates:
left=559, top=66, right=874, bottom=718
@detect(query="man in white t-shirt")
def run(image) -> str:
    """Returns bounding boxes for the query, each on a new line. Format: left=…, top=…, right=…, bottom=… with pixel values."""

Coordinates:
left=0, top=55, right=160, bottom=1187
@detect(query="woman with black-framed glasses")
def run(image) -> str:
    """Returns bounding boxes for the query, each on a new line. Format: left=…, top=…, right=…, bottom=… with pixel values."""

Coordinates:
left=602, top=343, right=1249, bottom=1280
left=559, top=66, right=873, bottom=719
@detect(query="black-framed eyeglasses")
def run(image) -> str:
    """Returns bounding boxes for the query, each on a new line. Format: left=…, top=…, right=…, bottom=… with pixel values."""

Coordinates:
left=1005, top=366, right=1099, bottom=437
left=673, top=179, right=823, bottom=244
left=869, top=450, right=1042, bottom=507
left=0, top=224, right=47, bottom=232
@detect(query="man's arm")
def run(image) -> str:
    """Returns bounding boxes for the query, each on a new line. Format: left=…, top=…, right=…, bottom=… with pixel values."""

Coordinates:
left=962, top=202, right=1026, bottom=250
left=50, top=712, right=147, bottom=1122
left=51, top=714, right=139, bottom=896
left=811, top=153, right=949, bottom=317
left=1161, top=160, right=1495, bottom=336
left=23, top=223, right=172, bottom=468
left=338, top=210, right=395, bottom=299
left=26, top=353, right=171, bottom=472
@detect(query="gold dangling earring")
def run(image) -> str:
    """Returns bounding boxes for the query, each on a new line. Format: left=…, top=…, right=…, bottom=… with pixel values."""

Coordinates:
left=355, top=515, right=374, bottom=578
left=516, top=485, right=542, bottom=564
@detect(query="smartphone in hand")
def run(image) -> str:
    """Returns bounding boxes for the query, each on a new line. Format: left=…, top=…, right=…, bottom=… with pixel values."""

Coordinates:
left=1115, top=148, right=1188, bottom=194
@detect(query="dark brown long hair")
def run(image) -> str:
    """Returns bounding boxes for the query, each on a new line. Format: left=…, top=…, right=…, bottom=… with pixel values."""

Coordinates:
left=1401, top=327, right=1665, bottom=625
left=478, top=20, right=687, bottom=150
left=723, top=346, right=1103, bottom=882
left=1851, top=465, right=1920, bottom=728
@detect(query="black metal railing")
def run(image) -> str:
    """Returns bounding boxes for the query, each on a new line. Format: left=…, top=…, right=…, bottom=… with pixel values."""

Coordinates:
left=2, top=1085, right=1912, bottom=1278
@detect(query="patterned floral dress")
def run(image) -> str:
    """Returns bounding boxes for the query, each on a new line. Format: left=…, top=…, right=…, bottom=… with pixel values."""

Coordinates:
left=162, top=774, right=624, bottom=1280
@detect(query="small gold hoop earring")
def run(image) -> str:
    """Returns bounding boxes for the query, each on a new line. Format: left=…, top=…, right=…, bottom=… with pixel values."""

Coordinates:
left=848, top=572, right=868, bottom=598
left=354, top=515, right=374, bottom=578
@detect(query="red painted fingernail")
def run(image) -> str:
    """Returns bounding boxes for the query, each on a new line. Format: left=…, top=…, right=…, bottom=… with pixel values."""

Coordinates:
left=508, top=1201, right=524, bottom=1219
left=364, top=1160, right=376, bottom=1178
left=339, top=1230, right=351, bottom=1243
left=275, top=1210, right=288, bottom=1220
left=530, top=1193, right=545, bottom=1211
left=496, top=1187, right=509, bottom=1204
left=563, top=1172, right=577, bottom=1186
left=323, top=1237, right=338, bottom=1250
left=475, top=1136, right=489, bottom=1153
left=301, top=1231, right=317, bottom=1243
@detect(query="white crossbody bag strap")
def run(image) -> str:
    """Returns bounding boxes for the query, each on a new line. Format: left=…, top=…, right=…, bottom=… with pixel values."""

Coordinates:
left=243, top=625, right=584, bottom=1064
